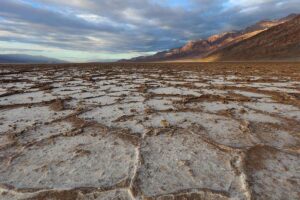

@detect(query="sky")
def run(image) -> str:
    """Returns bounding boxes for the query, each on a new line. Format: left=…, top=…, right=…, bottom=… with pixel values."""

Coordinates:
left=0, top=0, right=299, bottom=62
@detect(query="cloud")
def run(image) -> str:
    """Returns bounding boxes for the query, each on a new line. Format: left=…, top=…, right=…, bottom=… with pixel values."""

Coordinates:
left=0, top=0, right=299, bottom=61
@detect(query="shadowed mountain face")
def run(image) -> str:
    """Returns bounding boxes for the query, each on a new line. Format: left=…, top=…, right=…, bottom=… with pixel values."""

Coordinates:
left=123, top=14, right=298, bottom=62
left=204, top=15, right=300, bottom=61
left=0, top=54, right=66, bottom=64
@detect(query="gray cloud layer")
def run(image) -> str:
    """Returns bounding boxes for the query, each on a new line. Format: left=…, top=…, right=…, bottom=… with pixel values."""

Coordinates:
left=0, top=0, right=299, bottom=59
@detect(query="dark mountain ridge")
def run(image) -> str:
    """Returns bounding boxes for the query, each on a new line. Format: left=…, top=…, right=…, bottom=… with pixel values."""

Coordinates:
left=122, top=13, right=298, bottom=62
left=204, top=14, right=300, bottom=61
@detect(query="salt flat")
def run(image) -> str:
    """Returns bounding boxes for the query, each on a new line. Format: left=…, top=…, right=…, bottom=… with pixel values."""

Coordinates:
left=0, top=62, right=299, bottom=200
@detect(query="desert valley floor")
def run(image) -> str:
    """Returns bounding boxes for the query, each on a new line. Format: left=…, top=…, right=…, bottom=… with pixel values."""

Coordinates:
left=0, top=62, right=299, bottom=200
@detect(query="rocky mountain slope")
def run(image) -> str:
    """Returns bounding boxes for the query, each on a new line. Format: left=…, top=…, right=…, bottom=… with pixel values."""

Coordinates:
left=123, top=14, right=298, bottom=62
left=204, top=15, right=300, bottom=61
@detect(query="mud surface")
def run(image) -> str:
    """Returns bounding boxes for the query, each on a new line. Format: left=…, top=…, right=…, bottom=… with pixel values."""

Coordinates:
left=0, top=62, right=299, bottom=200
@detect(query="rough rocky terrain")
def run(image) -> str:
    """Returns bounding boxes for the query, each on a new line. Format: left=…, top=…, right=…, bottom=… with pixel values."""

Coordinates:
left=123, top=14, right=298, bottom=62
left=0, top=62, right=299, bottom=200
left=204, top=15, right=300, bottom=61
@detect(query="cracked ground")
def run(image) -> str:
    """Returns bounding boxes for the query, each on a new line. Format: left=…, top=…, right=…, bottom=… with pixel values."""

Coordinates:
left=0, top=62, right=299, bottom=200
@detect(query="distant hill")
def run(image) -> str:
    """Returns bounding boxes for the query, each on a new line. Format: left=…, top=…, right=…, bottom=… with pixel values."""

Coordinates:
left=0, top=54, right=66, bottom=64
left=122, top=13, right=298, bottom=62
left=203, top=15, right=300, bottom=61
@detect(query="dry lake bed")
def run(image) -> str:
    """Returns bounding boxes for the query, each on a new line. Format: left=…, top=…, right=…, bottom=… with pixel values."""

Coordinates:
left=0, top=62, right=299, bottom=200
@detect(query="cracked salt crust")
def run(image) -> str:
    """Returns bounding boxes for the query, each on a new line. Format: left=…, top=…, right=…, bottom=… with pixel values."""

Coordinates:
left=244, top=102, right=300, bottom=121
left=69, top=91, right=107, bottom=99
left=260, top=86, right=300, bottom=94
left=149, top=87, right=201, bottom=96
left=0, top=130, right=137, bottom=189
left=18, top=121, right=74, bottom=144
left=146, top=98, right=175, bottom=111
left=77, top=96, right=119, bottom=106
left=187, top=102, right=244, bottom=113
left=1, top=82, right=34, bottom=90
left=233, top=90, right=271, bottom=98
left=143, top=112, right=251, bottom=147
left=135, top=131, right=246, bottom=199
left=0, top=88, right=7, bottom=96
left=80, top=102, right=146, bottom=133
left=0, top=106, right=72, bottom=134
left=199, top=88, right=228, bottom=95
left=246, top=146, right=300, bottom=200
left=233, top=109, right=281, bottom=124
left=80, top=189, right=133, bottom=200
left=254, top=129, right=300, bottom=149
left=0, top=63, right=299, bottom=199
left=0, top=91, right=57, bottom=105
left=120, top=95, right=145, bottom=103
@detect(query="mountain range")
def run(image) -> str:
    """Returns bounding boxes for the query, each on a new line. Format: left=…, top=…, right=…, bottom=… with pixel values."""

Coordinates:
left=0, top=54, right=66, bottom=64
left=122, top=13, right=300, bottom=62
